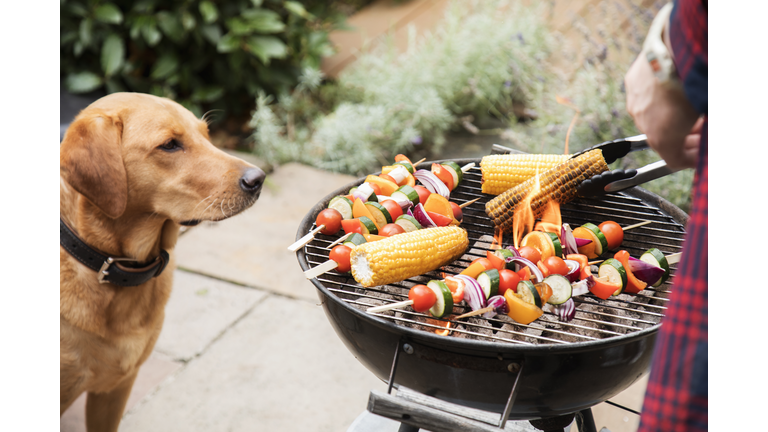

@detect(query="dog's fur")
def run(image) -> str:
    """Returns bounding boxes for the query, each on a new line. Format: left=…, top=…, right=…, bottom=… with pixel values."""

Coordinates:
left=60, top=93, right=264, bottom=431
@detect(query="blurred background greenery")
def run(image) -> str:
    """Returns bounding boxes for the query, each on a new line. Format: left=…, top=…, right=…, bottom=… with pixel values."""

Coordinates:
left=60, top=0, right=692, bottom=213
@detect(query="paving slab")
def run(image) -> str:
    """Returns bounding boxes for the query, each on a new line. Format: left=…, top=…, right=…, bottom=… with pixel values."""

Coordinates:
left=154, top=270, right=269, bottom=361
left=175, top=162, right=356, bottom=302
left=118, top=295, right=387, bottom=432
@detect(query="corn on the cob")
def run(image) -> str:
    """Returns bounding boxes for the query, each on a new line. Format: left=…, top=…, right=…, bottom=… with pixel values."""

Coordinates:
left=486, top=149, right=609, bottom=233
left=480, top=154, right=571, bottom=195
left=350, top=226, right=468, bottom=287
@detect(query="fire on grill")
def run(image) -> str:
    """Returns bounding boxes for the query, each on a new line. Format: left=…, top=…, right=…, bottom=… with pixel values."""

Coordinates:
left=295, top=154, right=688, bottom=419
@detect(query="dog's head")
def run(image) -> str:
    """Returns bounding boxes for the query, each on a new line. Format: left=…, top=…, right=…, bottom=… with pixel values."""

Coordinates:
left=60, top=93, right=265, bottom=225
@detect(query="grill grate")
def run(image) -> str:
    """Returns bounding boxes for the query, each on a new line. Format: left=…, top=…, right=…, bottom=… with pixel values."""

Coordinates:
left=302, top=164, right=686, bottom=346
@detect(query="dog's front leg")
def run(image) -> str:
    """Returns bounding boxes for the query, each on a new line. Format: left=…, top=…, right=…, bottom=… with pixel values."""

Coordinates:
left=85, top=371, right=137, bottom=432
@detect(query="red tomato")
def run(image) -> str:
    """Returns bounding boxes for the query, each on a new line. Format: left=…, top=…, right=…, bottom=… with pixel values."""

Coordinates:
left=316, top=208, right=342, bottom=235
left=450, top=202, right=463, bottom=222
left=329, top=245, right=352, bottom=273
left=518, top=246, right=541, bottom=264
left=599, top=221, right=624, bottom=250
left=380, top=199, right=403, bottom=221
left=544, top=256, right=569, bottom=276
left=498, top=269, right=520, bottom=295
left=427, top=211, right=452, bottom=227
left=380, top=223, right=405, bottom=237
left=409, top=284, right=437, bottom=312
left=414, top=185, right=431, bottom=205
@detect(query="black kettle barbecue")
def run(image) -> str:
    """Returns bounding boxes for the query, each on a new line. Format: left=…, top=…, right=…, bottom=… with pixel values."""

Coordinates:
left=295, top=150, right=687, bottom=430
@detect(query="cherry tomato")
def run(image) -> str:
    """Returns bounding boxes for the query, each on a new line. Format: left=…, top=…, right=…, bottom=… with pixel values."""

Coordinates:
left=543, top=256, right=569, bottom=276
left=598, top=221, right=624, bottom=250
left=498, top=269, right=521, bottom=295
left=329, top=245, right=352, bottom=273
left=316, top=208, right=343, bottom=235
left=380, top=223, right=405, bottom=237
left=518, top=246, right=541, bottom=264
left=380, top=199, right=403, bottom=221
left=414, top=185, right=431, bottom=205
left=409, top=284, right=437, bottom=312
left=450, top=202, right=463, bottom=222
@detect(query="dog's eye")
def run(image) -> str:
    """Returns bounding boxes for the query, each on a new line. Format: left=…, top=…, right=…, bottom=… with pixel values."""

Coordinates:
left=159, top=139, right=182, bottom=152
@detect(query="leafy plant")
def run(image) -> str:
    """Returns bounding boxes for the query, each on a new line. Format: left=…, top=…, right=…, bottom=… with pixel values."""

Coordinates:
left=60, top=0, right=344, bottom=118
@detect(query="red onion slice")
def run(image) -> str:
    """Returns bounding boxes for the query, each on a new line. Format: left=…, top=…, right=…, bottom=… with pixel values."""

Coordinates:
left=570, top=279, right=591, bottom=297
left=381, top=195, right=414, bottom=212
left=505, top=256, right=544, bottom=283
left=553, top=298, right=576, bottom=321
left=628, top=256, right=665, bottom=285
left=411, top=203, right=438, bottom=228
left=483, top=295, right=509, bottom=318
left=561, top=224, right=579, bottom=256
left=504, top=245, right=521, bottom=257
left=454, top=274, right=486, bottom=311
left=563, top=259, right=581, bottom=283
left=575, top=237, right=592, bottom=247
left=414, top=169, right=450, bottom=198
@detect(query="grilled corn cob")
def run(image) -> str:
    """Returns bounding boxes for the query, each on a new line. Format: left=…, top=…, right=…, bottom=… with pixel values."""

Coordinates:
left=350, top=226, right=468, bottom=287
left=486, top=149, right=609, bottom=233
left=480, top=154, right=571, bottom=195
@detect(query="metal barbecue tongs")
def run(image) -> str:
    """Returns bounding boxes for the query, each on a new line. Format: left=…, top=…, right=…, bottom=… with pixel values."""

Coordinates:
left=570, top=134, right=679, bottom=197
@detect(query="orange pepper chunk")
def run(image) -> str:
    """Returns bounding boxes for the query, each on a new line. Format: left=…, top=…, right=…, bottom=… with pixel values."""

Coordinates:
left=613, top=250, right=647, bottom=294
left=460, top=261, right=490, bottom=279
left=364, top=175, right=399, bottom=196
left=566, top=254, right=591, bottom=280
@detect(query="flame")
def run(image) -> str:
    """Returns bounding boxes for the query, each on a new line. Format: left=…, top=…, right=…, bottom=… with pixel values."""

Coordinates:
left=491, top=229, right=503, bottom=250
left=555, top=95, right=581, bottom=155
left=512, top=168, right=541, bottom=248
left=428, top=318, right=452, bottom=336
left=533, top=200, right=562, bottom=235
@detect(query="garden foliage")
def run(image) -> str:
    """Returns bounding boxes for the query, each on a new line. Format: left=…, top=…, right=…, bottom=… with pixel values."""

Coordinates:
left=60, top=0, right=346, bottom=117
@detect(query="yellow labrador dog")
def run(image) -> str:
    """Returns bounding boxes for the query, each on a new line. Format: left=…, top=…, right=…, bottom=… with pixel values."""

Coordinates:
left=60, top=92, right=265, bottom=431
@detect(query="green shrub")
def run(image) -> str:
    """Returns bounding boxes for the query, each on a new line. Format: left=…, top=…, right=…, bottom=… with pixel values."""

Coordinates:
left=60, top=0, right=345, bottom=117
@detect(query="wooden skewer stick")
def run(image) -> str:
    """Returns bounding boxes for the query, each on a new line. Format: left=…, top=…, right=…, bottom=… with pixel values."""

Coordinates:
left=328, top=232, right=352, bottom=248
left=367, top=300, right=414, bottom=314
left=461, top=162, right=476, bottom=173
left=455, top=305, right=494, bottom=319
left=459, top=197, right=481, bottom=209
left=413, top=158, right=426, bottom=166
left=623, top=220, right=653, bottom=230
left=665, top=252, right=682, bottom=265
left=288, top=225, right=325, bottom=252
left=304, top=259, right=338, bottom=279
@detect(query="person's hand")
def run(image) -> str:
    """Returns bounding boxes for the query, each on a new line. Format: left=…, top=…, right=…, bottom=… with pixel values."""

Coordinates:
left=624, top=54, right=700, bottom=170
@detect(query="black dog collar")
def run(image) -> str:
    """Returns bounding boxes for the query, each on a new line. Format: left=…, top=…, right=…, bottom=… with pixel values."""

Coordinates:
left=60, top=218, right=170, bottom=287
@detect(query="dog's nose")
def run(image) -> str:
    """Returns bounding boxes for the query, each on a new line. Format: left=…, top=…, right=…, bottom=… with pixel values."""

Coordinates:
left=240, top=167, right=266, bottom=194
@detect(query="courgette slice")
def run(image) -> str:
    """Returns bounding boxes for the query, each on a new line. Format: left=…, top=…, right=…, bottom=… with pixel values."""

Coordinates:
left=581, top=223, right=608, bottom=256
left=516, top=280, right=542, bottom=308
left=598, top=258, right=627, bottom=295
left=394, top=161, right=415, bottom=174
left=357, top=216, right=378, bottom=235
left=426, top=280, right=454, bottom=318
left=391, top=185, right=420, bottom=207
left=328, top=196, right=354, bottom=220
left=441, top=161, right=464, bottom=188
left=543, top=274, right=572, bottom=305
left=364, top=202, right=392, bottom=226
left=394, top=215, right=422, bottom=233
left=492, top=249, right=517, bottom=269
left=343, top=233, right=367, bottom=248
left=545, top=232, right=563, bottom=258
left=477, top=269, right=500, bottom=299
left=639, top=248, right=670, bottom=287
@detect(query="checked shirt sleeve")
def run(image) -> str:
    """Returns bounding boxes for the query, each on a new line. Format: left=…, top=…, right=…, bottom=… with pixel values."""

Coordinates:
left=638, top=1, right=708, bottom=431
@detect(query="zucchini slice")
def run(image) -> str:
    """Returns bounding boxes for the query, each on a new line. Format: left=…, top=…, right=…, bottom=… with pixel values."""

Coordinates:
left=516, top=280, right=542, bottom=308
left=598, top=258, right=627, bottom=295
left=426, top=280, right=454, bottom=318
left=581, top=223, right=608, bottom=256
left=395, top=214, right=422, bottom=233
left=492, top=249, right=517, bottom=270
left=364, top=202, right=392, bottom=226
left=440, top=161, right=464, bottom=189
left=543, top=274, right=572, bottom=305
left=343, top=233, right=367, bottom=248
left=639, top=248, right=670, bottom=287
left=394, top=160, right=415, bottom=174
left=477, top=269, right=500, bottom=299
left=391, top=185, right=420, bottom=207
left=328, top=196, right=354, bottom=220
left=357, top=216, right=378, bottom=235
left=545, top=232, right=563, bottom=258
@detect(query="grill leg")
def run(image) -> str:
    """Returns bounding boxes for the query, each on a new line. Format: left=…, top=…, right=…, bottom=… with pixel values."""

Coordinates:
left=397, top=423, right=420, bottom=432
left=575, top=408, right=597, bottom=432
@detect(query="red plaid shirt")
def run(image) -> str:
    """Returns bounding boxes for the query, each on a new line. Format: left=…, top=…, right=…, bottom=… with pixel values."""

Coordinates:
left=639, top=1, right=708, bottom=431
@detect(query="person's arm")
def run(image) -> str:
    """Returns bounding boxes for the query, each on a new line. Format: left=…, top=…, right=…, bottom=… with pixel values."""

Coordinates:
left=624, top=2, right=700, bottom=170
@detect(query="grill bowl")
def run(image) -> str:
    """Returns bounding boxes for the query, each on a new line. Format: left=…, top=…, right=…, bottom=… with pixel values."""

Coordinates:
left=296, top=158, right=687, bottom=419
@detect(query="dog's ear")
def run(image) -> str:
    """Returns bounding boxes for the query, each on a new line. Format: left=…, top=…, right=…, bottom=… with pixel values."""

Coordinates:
left=60, top=109, right=128, bottom=219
